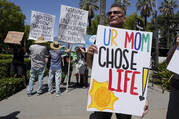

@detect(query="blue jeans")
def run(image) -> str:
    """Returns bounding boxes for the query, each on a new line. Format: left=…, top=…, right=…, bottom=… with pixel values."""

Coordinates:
left=48, top=69, right=62, bottom=94
left=27, top=66, right=45, bottom=94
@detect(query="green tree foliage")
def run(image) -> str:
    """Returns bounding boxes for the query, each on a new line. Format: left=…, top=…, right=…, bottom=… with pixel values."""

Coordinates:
left=159, top=0, right=178, bottom=48
left=87, top=15, right=107, bottom=35
left=23, top=25, right=33, bottom=51
left=115, top=0, right=131, bottom=12
left=87, top=15, right=100, bottom=35
left=123, top=12, right=151, bottom=31
left=123, top=12, right=138, bottom=30
left=159, top=0, right=178, bottom=18
left=79, top=0, right=99, bottom=27
left=0, top=0, right=26, bottom=51
left=136, top=0, right=155, bottom=28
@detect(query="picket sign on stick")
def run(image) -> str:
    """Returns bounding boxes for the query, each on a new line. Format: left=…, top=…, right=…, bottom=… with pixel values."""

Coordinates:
left=58, top=5, right=88, bottom=44
left=28, top=10, right=55, bottom=41
left=57, top=5, right=88, bottom=92
left=65, top=44, right=73, bottom=93
left=4, top=31, right=24, bottom=45
left=87, top=25, right=153, bottom=116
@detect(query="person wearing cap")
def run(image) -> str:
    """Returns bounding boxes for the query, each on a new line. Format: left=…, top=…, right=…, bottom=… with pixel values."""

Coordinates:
left=87, top=2, right=149, bottom=119
left=48, top=41, right=72, bottom=96
left=27, top=37, right=48, bottom=96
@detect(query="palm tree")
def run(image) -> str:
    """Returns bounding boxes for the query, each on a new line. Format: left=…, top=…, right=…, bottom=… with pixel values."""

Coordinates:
left=79, top=0, right=99, bottom=27
left=136, top=0, right=155, bottom=28
left=99, top=0, right=106, bottom=25
left=159, top=0, right=178, bottom=48
left=115, top=0, right=131, bottom=11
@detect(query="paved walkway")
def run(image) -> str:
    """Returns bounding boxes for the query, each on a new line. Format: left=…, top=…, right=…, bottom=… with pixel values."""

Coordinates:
left=0, top=75, right=169, bottom=119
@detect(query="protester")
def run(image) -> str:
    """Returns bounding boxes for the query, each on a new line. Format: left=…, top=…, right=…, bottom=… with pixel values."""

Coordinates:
left=75, top=46, right=88, bottom=88
left=87, top=2, right=148, bottom=119
left=27, top=37, right=48, bottom=96
left=48, top=41, right=72, bottom=96
left=10, top=44, right=26, bottom=78
left=166, top=34, right=179, bottom=119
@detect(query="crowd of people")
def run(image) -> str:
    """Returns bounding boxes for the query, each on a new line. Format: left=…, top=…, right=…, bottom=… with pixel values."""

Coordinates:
left=10, top=37, right=89, bottom=97
left=7, top=2, right=179, bottom=119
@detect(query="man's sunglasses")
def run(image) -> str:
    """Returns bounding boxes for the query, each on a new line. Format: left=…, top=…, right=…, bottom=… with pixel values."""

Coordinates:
left=107, top=11, right=123, bottom=16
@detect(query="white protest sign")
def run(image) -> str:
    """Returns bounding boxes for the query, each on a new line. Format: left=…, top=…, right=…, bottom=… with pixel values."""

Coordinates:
left=87, top=25, right=153, bottom=116
left=58, top=5, right=88, bottom=44
left=29, top=11, right=55, bottom=41
left=167, top=46, right=179, bottom=74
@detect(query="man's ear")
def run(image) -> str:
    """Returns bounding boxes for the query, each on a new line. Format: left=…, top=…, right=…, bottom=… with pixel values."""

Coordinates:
left=123, top=16, right=126, bottom=23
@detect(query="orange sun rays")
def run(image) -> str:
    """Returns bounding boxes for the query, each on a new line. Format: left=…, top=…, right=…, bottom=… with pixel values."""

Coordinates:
left=88, top=79, right=118, bottom=111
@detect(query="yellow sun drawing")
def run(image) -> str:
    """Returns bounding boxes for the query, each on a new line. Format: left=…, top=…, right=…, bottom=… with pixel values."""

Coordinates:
left=88, top=79, right=118, bottom=111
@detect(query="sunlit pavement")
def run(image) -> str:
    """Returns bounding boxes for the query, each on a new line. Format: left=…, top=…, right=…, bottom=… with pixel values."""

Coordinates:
left=0, top=73, right=169, bottom=119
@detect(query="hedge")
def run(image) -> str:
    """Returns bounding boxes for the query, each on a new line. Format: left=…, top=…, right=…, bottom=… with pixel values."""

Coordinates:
left=0, top=58, right=31, bottom=79
left=0, top=59, right=11, bottom=78
left=151, top=61, right=173, bottom=92
left=0, top=77, right=25, bottom=101
left=0, top=54, right=13, bottom=60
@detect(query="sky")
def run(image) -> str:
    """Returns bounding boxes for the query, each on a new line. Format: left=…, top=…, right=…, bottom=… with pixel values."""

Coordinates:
left=8, top=0, right=179, bottom=38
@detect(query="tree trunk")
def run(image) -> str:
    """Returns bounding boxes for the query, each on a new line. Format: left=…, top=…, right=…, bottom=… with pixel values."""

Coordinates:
left=154, top=11, right=159, bottom=69
left=99, top=0, right=106, bottom=25
left=167, top=18, right=170, bottom=49
left=144, top=16, right=147, bottom=29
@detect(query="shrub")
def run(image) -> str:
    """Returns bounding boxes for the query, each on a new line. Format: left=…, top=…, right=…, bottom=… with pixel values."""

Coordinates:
left=0, top=59, right=11, bottom=78
left=0, top=58, right=31, bottom=79
left=151, top=61, right=173, bottom=92
left=0, top=77, right=25, bottom=101
left=0, top=54, right=13, bottom=60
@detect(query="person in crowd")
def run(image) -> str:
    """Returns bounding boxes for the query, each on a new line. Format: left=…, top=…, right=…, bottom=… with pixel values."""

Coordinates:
left=166, top=34, right=179, bottom=119
left=10, top=44, right=26, bottom=78
left=75, top=46, right=88, bottom=88
left=48, top=41, right=72, bottom=96
left=27, top=37, right=48, bottom=96
left=9, top=42, right=28, bottom=86
left=86, top=2, right=149, bottom=119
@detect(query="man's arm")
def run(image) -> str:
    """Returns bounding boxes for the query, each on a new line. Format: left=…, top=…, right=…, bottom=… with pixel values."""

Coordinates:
left=142, top=99, right=149, bottom=117
left=65, top=44, right=72, bottom=53
left=86, top=44, right=98, bottom=69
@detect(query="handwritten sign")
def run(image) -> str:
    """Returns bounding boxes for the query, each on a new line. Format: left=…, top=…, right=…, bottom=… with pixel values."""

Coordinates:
left=87, top=25, right=152, bottom=116
left=167, top=46, right=179, bottom=74
left=29, top=11, right=55, bottom=41
left=58, top=5, right=88, bottom=44
left=4, top=31, right=24, bottom=44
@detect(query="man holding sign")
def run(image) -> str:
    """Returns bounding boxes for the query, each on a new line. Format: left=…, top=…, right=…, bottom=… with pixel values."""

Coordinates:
left=87, top=3, right=149, bottom=119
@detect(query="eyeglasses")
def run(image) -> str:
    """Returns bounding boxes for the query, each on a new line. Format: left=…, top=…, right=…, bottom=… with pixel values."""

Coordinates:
left=107, top=11, right=123, bottom=16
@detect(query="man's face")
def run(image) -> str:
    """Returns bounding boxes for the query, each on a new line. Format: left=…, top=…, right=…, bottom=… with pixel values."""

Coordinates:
left=108, top=7, right=126, bottom=28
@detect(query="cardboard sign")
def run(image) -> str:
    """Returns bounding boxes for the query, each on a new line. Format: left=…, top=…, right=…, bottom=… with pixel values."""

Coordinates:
left=58, top=5, right=88, bottom=44
left=29, top=11, right=55, bottom=41
left=87, top=25, right=153, bottom=116
left=167, top=46, right=179, bottom=74
left=4, top=31, right=24, bottom=44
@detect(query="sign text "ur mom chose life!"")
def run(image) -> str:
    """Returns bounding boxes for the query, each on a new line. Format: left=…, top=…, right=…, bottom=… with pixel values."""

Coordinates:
left=87, top=25, right=152, bottom=116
